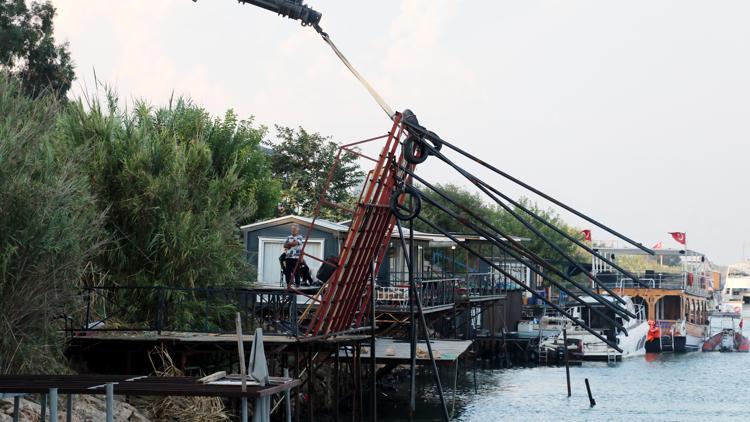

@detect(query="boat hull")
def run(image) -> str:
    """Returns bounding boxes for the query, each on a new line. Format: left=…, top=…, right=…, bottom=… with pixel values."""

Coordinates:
left=703, top=331, right=750, bottom=352
left=644, top=334, right=701, bottom=353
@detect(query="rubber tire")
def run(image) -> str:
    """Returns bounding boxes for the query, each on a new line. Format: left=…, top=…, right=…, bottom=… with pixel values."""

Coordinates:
left=390, top=186, right=422, bottom=221
left=404, top=135, right=429, bottom=164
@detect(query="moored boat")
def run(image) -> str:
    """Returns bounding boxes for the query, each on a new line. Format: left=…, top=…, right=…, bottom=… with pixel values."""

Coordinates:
left=590, top=247, right=719, bottom=353
left=723, top=262, right=750, bottom=304
left=540, top=295, right=649, bottom=361
left=702, top=311, right=749, bottom=352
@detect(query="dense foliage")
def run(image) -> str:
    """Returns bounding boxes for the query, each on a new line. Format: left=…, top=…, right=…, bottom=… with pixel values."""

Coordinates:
left=0, top=74, right=101, bottom=373
left=58, top=96, right=279, bottom=289
left=0, top=0, right=74, bottom=98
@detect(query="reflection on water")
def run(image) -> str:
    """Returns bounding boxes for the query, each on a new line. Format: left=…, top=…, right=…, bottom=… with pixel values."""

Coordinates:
left=379, top=307, right=749, bottom=421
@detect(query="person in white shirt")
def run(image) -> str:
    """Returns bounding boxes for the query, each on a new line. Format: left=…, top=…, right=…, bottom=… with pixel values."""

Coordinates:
left=283, top=223, right=305, bottom=286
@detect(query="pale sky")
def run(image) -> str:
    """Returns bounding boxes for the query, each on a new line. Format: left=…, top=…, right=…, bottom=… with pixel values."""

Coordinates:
left=52, top=1, right=750, bottom=265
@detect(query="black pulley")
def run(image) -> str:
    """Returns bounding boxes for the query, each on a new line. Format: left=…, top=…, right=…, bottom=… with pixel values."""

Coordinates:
left=390, top=186, right=421, bottom=221
left=404, top=135, right=429, bottom=164
left=425, top=130, right=443, bottom=152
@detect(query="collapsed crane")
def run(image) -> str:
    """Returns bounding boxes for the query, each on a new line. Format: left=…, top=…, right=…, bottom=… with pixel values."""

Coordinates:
left=194, top=1, right=655, bottom=420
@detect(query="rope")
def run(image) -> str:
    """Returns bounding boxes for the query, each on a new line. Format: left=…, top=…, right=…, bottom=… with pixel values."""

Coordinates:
left=314, top=25, right=395, bottom=120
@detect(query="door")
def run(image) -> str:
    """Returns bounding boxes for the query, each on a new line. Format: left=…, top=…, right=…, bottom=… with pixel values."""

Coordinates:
left=258, top=238, right=325, bottom=286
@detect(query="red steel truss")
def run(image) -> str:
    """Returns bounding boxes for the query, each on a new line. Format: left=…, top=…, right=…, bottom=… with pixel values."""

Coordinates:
left=291, top=113, right=418, bottom=337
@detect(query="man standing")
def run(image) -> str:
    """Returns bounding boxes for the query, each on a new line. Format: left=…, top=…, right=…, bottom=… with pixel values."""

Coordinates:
left=283, top=223, right=305, bottom=286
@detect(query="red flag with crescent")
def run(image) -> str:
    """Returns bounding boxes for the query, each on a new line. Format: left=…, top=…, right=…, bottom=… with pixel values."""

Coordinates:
left=669, top=232, right=686, bottom=245
left=582, top=229, right=592, bottom=241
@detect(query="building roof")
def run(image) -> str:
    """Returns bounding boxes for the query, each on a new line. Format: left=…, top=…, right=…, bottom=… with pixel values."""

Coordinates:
left=241, top=215, right=527, bottom=246
left=239, top=215, right=349, bottom=234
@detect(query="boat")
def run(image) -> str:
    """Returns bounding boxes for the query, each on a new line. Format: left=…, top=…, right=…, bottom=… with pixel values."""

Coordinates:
left=540, top=295, right=649, bottom=361
left=723, top=262, right=750, bottom=304
left=589, top=247, right=719, bottom=353
left=702, top=311, right=749, bottom=352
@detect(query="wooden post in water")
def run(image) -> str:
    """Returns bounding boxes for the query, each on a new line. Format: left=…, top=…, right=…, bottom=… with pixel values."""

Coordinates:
left=563, top=328, right=571, bottom=397
left=585, top=378, right=596, bottom=407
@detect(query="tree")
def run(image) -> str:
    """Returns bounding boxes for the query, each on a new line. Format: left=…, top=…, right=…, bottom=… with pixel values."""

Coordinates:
left=270, top=126, right=364, bottom=220
left=0, top=74, right=102, bottom=373
left=0, top=0, right=74, bottom=98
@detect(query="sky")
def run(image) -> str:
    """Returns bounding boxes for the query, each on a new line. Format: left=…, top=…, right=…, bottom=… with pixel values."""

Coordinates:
left=51, top=0, right=750, bottom=265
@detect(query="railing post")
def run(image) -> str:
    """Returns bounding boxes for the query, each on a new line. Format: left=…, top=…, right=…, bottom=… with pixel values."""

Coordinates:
left=204, top=289, right=210, bottom=332
left=157, top=288, right=165, bottom=334
left=84, top=287, right=92, bottom=330
left=40, top=393, right=46, bottom=422
left=49, top=388, right=57, bottom=422
left=106, top=383, right=114, bottom=422
left=13, top=396, right=20, bottom=422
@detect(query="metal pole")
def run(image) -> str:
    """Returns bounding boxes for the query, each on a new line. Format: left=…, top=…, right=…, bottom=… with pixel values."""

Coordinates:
left=284, top=368, right=292, bottom=422
left=40, top=393, right=46, bottom=422
left=49, top=388, right=57, bottom=422
left=241, top=397, right=248, bottom=422
left=563, top=328, right=571, bottom=397
left=334, top=351, right=340, bottom=422
left=66, top=394, right=73, bottom=422
left=415, top=216, right=623, bottom=352
left=404, top=167, right=637, bottom=316
left=401, top=121, right=653, bottom=254
left=106, top=383, right=114, bottom=422
left=411, top=190, right=634, bottom=327
left=370, top=258, right=377, bottom=422
left=408, top=204, right=417, bottom=419
left=13, top=396, right=20, bottom=422
left=396, top=219, right=450, bottom=422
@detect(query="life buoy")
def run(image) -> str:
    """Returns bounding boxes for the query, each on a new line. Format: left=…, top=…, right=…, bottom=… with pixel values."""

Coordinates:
left=687, top=273, right=694, bottom=287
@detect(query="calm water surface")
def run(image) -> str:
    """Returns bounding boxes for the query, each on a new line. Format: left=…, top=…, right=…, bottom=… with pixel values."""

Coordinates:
left=379, top=305, right=749, bottom=422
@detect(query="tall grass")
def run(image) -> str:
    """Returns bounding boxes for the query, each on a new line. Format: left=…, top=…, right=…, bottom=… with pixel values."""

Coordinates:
left=0, top=73, right=104, bottom=374
left=56, top=90, right=279, bottom=329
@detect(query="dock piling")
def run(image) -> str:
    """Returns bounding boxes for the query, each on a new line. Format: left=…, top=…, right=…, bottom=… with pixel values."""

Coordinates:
left=563, top=328, right=571, bottom=397
left=584, top=378, right=596, bottom=407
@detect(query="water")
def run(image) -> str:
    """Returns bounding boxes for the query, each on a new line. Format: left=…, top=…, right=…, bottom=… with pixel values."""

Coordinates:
left=380, top=306, right=749, bottom=422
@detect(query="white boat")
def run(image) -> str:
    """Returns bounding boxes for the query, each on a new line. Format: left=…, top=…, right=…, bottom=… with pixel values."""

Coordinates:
left=541, top=296, right=649, bottom=361
left=724, top=262, right=750, bottom=304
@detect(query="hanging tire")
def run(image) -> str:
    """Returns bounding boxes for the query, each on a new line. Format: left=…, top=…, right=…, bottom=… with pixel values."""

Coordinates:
left=404, top=135, right=429, bottom=164
left=390, top=186, right=421, bottom=221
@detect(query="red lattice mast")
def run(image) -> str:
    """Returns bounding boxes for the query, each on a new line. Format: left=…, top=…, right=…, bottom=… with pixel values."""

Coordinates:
left=294, top=113, right=419, bottom=337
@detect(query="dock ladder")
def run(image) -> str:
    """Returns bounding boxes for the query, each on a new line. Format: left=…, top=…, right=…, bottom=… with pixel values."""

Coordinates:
left=606, top=348, right=617, bottom=364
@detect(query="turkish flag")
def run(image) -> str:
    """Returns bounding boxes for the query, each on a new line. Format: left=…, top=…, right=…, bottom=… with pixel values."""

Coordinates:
left=652, top=241, right=663, bottom=249
left=582, top=229, right=592, bottom=241
left=669, top=232, right=686, bottom=245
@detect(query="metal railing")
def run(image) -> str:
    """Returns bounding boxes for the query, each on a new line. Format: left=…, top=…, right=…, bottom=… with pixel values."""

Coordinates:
left=595, top=271, right=713, bottom=296
left=74, top=285, right=300, bottom=336
left=375, top=278, right=459, bottom=311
